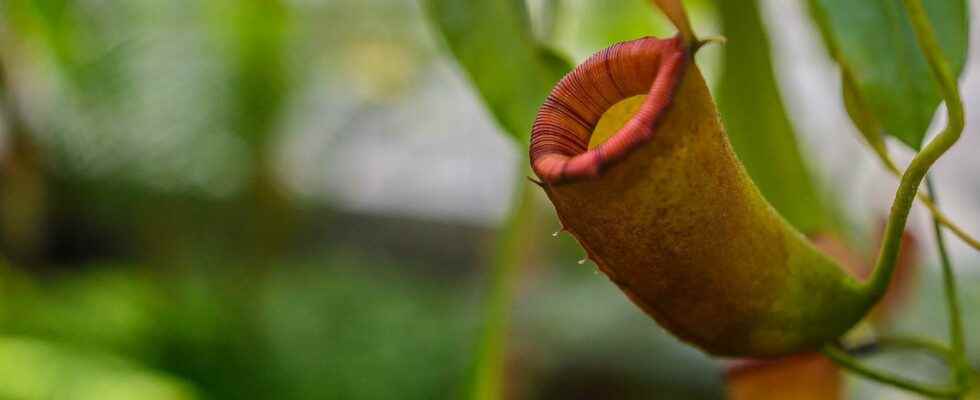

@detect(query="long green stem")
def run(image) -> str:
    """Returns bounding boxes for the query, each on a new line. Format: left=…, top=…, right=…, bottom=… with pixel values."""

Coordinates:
left=825, top=1, right=972, bottom=397
left=864, top=0, right=964, bottom=308
left=822, top=344, right=964, bottom=398
left=927, top=177, right=970, bottom=389
left=470, top=166, right=537, bottom=400
left=824, top=178, right=974, bottom=398
left=875, top=153, right=980, bottom=251
left=877, top=335, right=953, bottom=361
left=825, top=334, right=965, bottom=397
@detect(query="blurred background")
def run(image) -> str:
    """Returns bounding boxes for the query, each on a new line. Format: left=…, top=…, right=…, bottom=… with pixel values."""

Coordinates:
left=0, top=0, right=978, bottom=399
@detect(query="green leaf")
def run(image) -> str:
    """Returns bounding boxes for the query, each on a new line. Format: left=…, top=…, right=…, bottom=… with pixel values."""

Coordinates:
left=716, top=0, right=833, bottom=234
left=554, top=0, right=667, bottom=57
left=808, top=0, right=968, bottom=149
left=215, top=0, right=291, bottom=146
left=424, top=0, right=571, bottom=143
left=0, top=337, right=198, bottom=400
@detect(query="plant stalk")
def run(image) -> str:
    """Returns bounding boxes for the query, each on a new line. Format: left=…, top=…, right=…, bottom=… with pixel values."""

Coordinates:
left=470, top=166, right=538, bottom=400
left=826, top=2, right=973, bottom=397
left=876, top=155, right=979, bottom=251
left=927, top=176, right=970, bottom=390
left=864, top=0, right=964, bottom=310
left=822, top=344, right=964, bottom=398
left=823, top=178, right=972, bottom=399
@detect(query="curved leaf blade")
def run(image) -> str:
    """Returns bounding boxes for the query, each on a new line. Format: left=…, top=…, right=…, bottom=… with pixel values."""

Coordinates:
left=424, top=0, right=571, bottom=143
left=808, top=0, right=968, bottom=149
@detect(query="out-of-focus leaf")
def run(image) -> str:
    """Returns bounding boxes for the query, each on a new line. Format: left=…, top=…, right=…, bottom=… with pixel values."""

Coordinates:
left=807, top=0, right=968, bottom=149
left=210, top=0, right=291, bottom=146
left=0, top=337, right=198, bottom=400
left=10, top=269, right=164, bottom=358
left=6, top=0, right=76, bottom=68
left=550, top=0, right=714, bottom=59
left=259, top=263, right=474, bottom=400
left=6, top=0, right=131, bottom=97
left=424, top=0, right=571, bottom=143
left=717, top=0, right=832, bottom=234
left=556, top=0, right=667, bottom=57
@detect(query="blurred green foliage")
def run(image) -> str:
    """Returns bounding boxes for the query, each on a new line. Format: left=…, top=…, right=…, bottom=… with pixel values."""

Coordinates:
left=0, top=258, right=479, bottom=399
left=550, top=0, right=715, bottom=59
left=0, top=0, right=978, bottom=399
left=424, top=0, right=570, bottom=143
left=0, top=336, right=197, bottom=400
left=552, top=0, right=667, bottom=57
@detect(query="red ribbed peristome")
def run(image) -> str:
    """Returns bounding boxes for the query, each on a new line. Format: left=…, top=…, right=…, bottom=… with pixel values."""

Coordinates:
left=529, top=36, right=686, bottom=184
